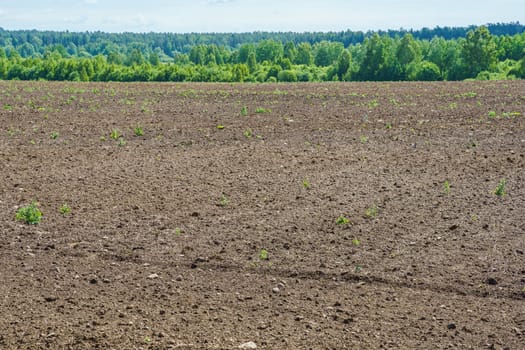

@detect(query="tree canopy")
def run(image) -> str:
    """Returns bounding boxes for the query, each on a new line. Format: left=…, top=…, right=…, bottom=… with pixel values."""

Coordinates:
left=0, top=23, right=524, bottom=82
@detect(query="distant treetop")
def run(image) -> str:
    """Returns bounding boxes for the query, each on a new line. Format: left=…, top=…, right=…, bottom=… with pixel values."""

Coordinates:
left=0, top=22, right=523, bottom=57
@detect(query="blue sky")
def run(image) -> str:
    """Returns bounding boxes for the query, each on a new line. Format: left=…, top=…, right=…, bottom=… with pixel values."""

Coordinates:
left=0, top=0, right=523, bottom=33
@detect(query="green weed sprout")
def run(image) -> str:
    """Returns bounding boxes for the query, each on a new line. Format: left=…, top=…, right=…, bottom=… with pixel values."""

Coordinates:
left=241, top=106, right=248, bottom=116
left=443, top=180, right=451, bottom=194
left=16, top=201, right=42, bottom=224
left=259, top=249, right=269, bottom=260
left=336, top=215, right=350, bottom=225
left=59, top=203, right=71, bottom=215
left=219, top=195, right=229, bottom=207
left=365, top=204, right=378, bottom=218
left=302, top=179, right=311, bottom=189
left=133, top=126, right=144, bottom=136
left=110, top=129, right=121, bottom=140
left=255, top=107, right=271, bottom=113
left=494, top=179, right=506, bottom=196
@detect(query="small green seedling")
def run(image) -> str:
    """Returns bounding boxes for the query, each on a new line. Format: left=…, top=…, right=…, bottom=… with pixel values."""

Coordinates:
left=219, top=195, right=229, bottom=207
left=243, top=128, right=253, bottom=138
left=50, top=131, right=59, bottom=139
left=443, top=180, right=451, bottom=194
left=385, top=122, right=393, bottom=129
left=255, top=107, right=271, bottom=113
left=59, top=203, right=71, bottom=215
left=336, top=215, right=350, bottom=225
left=368, top=99, right=379, bottom=108
left=175, top=227, right=183, bottom=236
left=359, top=135, right=368, bottom=143
left=352, top=238, right=361, bottom=246
left=216, top=124, right=225, bottom=130
left=241, top=106, right=248, bottom=116
left=259, top=249, right=269, bottom=260
left=16, top=201, right=42, bottom=225
left=365, top=204, right=378, bottom=218
left=302, top=179, right=311, bottom=189
left=110, top=129, right=121, bottom=140
left=133, top=126, right=144, bottom=136
left=494, top=179, right=506, bottom=196
left=366, top=204, right=378, bottom=218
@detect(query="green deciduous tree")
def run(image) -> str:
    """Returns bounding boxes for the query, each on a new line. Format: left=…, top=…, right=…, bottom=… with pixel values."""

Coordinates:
left=149, top=51, right=160, bottom=66
left=509, top=55, right=525, bottom=78
left=256, top=40, right=283, bottom=63
left=396, top=33, right=421, bottom=78
left=277, top=69, right=298, bottom=82
left=295, top=42, right=313, bottom=65
left=407, top=60, right=441, bottom=81
left=278, top=57, right=292, bottom=70
left=189, top=45, right=206, bottom=65
left=397, top=34, right=420, bottom=66
left=232, top=63, right=249, bottom=82
left=238, top=43, right=256, bottom=63
left=357, top=34, right=401, bottom=81
left=247, top=51, right=257, bottom=72
left=266, top=64, right=282, bottom=80
left=462, top=26, right=497, bottom=77
left=314, top=41, right=343, bottom=67
left=127, top=48, right=145, bottom=66
left=283, top=42, right=297, bottom=62
left=336, top=49, right=352, bottom=80
left=107, top=51, right=123, bottom=65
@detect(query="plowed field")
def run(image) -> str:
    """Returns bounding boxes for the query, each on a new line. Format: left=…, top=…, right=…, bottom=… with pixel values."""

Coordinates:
left=1, top=81, right=524, bottom=349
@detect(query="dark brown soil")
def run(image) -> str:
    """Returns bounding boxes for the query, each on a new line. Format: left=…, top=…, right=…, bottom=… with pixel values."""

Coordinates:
left=1, top=80, right=524, bottom=349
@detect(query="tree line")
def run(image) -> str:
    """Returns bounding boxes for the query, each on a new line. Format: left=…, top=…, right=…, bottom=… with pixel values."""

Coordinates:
left=1, top=22, right=523, bottom=56
left=0, top=24, right=524, bottom=82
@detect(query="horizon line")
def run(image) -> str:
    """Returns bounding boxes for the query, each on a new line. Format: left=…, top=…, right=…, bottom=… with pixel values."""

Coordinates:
left=0, top=21, right=522, bottom=35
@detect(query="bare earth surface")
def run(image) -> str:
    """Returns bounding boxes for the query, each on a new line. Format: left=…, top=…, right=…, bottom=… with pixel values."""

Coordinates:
left=0, top=81, right=524, bottom=349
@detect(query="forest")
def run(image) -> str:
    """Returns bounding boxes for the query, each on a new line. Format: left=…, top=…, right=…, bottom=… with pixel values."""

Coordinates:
left=0, top=23, right=524, bottom=82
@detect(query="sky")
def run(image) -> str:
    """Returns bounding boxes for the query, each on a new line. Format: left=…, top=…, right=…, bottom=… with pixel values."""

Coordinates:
left=0, top=0, right=523, bottom=33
